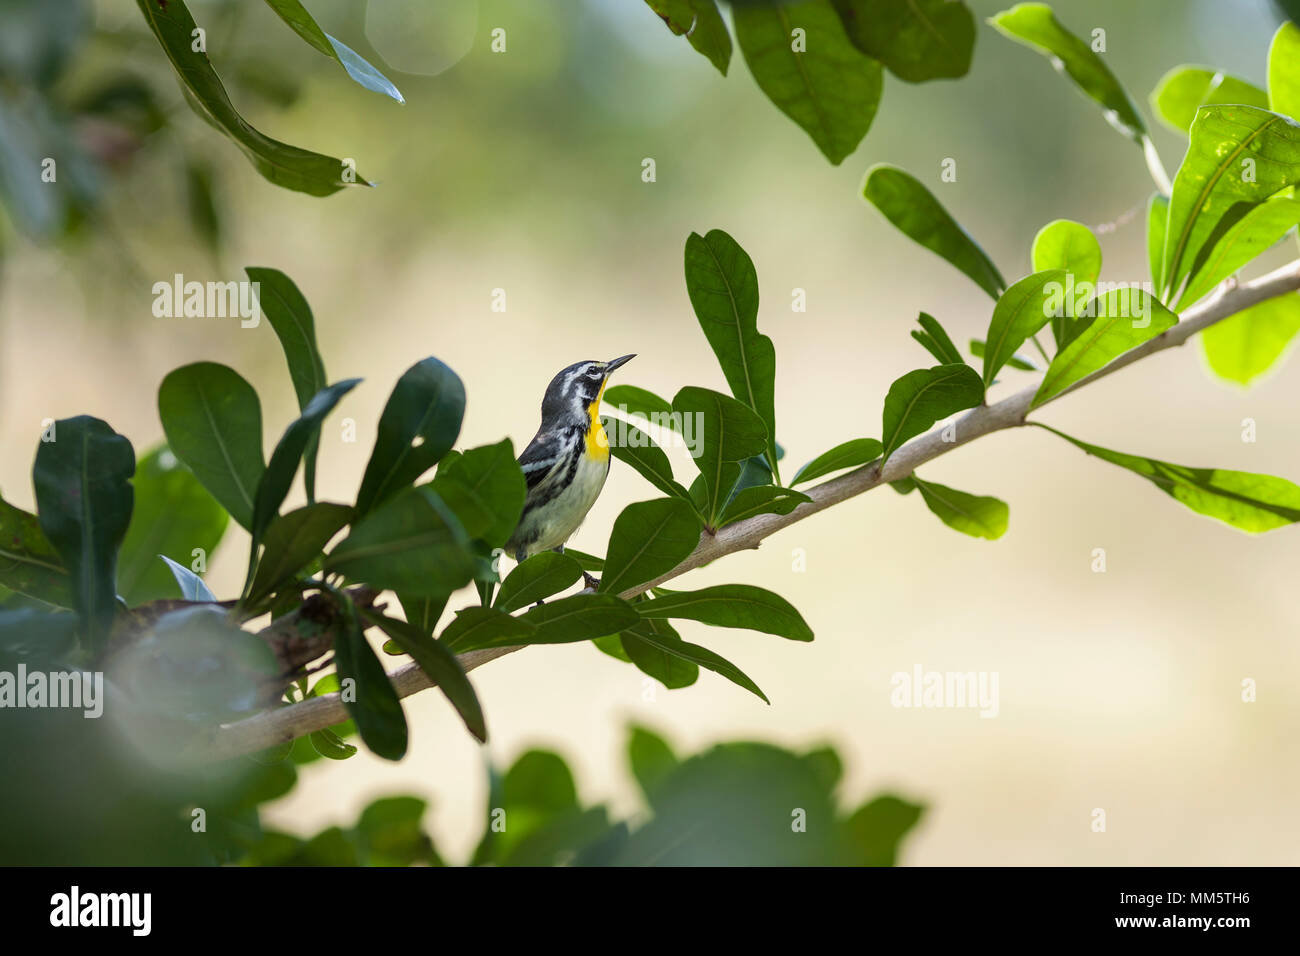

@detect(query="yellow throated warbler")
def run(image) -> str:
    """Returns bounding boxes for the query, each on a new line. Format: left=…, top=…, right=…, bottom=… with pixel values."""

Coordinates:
left=506, top=355, right=636, bottom=576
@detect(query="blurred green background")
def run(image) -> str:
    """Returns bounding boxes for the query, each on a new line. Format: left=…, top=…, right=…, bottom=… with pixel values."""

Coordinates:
left=2, top=0, right=1298, bottom=864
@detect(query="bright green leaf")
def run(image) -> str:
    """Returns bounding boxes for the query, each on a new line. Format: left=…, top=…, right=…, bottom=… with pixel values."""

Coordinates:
left=911, top=476, right=1008, bottom=540
left=792, top=438, right=882, bottom=485
left=1201, top=293, right=1300, bottom=385
left=983, top=269, right=1067, bottom=387
left=1268, top=22, right=1300, bottom=121
left=1150, top=66, right=1267, bottom=135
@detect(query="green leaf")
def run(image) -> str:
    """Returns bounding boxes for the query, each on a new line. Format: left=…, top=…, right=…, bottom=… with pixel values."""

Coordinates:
left=881, top=364, right=983, bottom=464
left=326, top=486, right=476, bottom=597
left=159, top=554, right=217, bottom=602
left=562, top=548, right=605, bottom=573
left=260, top=0, right=404, bottom=102
left=1150, top=66, right=1268, bottom=135
left=673, top=386, right=768, bottom=524
left=792, top=438, right=882, bottom=485
left=332, top=595, right=406, bottom=760
left=1147, top=192, right=1170, bottom=292
left=1201, top=293, right=1300, bottom=386
left=602, top=385, right=676, bottom=427
left=430, top=440, right=526, bottom=548
left=989, top=3, right=1146, bottom=144
left=520, top=593, right=640, bottom=645
left=250, top=379, right=360, bottom=550
left=245, top=267, right=328, bottom=502
left=644, top=0, right=731, bottom=75
left=862, top=164, right=1005, bottom=299
left=364, top=611, right=486, bottom=743
left=1031, top=220, right=1101, bottom=342
left=831, top=0, right=974, bottom=83
left=911, top=476, right=1008, bottom=540
left=841, top=794, right=925, bottom=866
left=134, top=0, right=370, bottom=196
left=1161, top=105, right=1300, bottom=301
left=600, top=498, right=701, bottom=596
left=495, top=551, right=583, bottom=613
left=1269, top=22, right=1300, bottom=121
left=969, top=339, right=1035, bottom=371
left=1176, top=198, right=1300, bottom=310
left=635, top=583, right=813, bottom=641
left=440, top=606, right=538, bottom=652
left=603, top=417, right=694, bottom=503
left=158, top=362, right=264, bottom=531
left=627, top=724, right=679, bottom=803
left=911, top=312, right=965, bottom=366
left=32, top=417, right=134, bottom=649
left=1032, top=290, right=1178, bottom=407
left=982, top=269, right=1067, bottom=387
left=593, top=634, right=632, bottom=662
left=1037, top=424, right=1300, bottom=533
left=247, top=502, right=352, bottom=605
left=395, top=592, right=449, bottom=640
left=117, top=445, right=228, bottom=605
left=356, top=358, right=466, bottom=516
left=0, top=495, right=70, bottom=607
left=309, top=727, right=357, bottom=761
left=720, top=485, right=811, bottom=526
left=621, top=620, right=700, bottom=690
left=626, top=621, right=770, bottom=702
left=683, top=230, right=779, bottom=476
left=733, top=0, right=882, bottom=165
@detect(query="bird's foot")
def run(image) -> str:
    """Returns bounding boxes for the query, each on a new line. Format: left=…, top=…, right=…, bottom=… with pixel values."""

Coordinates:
left=582, top=571, right=600, bottom=590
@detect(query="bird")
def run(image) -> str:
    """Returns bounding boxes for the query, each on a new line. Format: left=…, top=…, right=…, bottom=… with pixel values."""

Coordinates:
left=506, top=354, right=635, bottom=585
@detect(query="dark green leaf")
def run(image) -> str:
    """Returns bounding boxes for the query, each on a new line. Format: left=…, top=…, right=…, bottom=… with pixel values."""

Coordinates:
left=841, top=794, right=925, bottom=866
left=673, top=386, right=768, bottom=524
left=309, top=727, right=357, bottom=761
left=326, top=486, right=476, bottom=597
left=627, top=723, right=679, bottom=803
left=247, top=502, right=352, bottom=604
left=117, top=445, right=228, bottom=605
left=863, top=164, right=1005, bottom=299
left=250, top=379, right=360, bottom=551
left=134, top=0, right=370, bottom=196
left=600, top=498, right=701, bottom=596
left=495, top=551, right=583, bottom=613
left=982, top=269, right=1066, bottom=387
left=1037, top=424, right=1300, bottom=532
left=602, top=417, right=694, bottom=503
left=517, top=593, right=640, bottom=646
left=881, top=364, right=983, bottom=464
left=720, top=485, right=810, bottom=526
left=602, top=384, right=676, bottom=428
left=1150, top=66, right=1267, bottom=135
left=261, top=0, right=404, bottom=102
left=792, top=438, right=882, bottom=485
left=635, top=583, right=813, bottom=641
left=396, top=592, right=449, bottom=640
left=32, top=417, right=134, bottom=648
left=158, top=362, right=264, bottom=531
left=911, top=312, right=965, bottom=365
left=733, top=0, right=882, bottom=165
left=364, top=611, right=487, bottom=743
left=989, top=2, right=1146, bottom=143
left=831, top=0, right=974, bottom=82
left=430, top=439, right=526, bottom=548
left=911, top=476, right=1008, bottom=539
left=1032, top=290, right=1177, bottom=407
left=356, top=357, right=466, bottom=516
left=332, top=595, right=406, bottom=760
left=644, top=0, right=731, bottom=75
left=622, top=620, right=699, bottom=689
left=439, top=606, right=538, bottom=652
left=683, top=230, right=779, bottom=475
left=616, top=620, right=769, bottom=702
left=245, top=267, right=328, bottom=502
left=1201, top=293, right=1300, bottom=385
left=0, top=494, right=70, bottom=607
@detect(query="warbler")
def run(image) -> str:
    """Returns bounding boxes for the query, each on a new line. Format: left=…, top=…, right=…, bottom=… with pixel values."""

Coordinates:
left=506, top=355, right=636, bottom=574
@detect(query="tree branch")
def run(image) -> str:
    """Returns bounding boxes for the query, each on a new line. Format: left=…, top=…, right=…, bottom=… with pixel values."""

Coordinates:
left=201, top=259, right=1300, bottom=761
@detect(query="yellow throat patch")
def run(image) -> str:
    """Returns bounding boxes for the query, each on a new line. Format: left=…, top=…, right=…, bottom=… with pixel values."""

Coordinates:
left=585, top=378, right=610, bottom=460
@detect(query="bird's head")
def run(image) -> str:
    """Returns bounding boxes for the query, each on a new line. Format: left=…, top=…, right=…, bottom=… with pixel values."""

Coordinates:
left=539, top=354, right=635, bottom=426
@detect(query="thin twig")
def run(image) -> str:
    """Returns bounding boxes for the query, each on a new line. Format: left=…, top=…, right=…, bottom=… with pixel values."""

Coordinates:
left=200, top=259, right=1300, bottom=761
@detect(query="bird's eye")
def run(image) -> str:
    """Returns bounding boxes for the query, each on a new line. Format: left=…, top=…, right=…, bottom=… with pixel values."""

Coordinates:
left=588, top=371, right=603, bottom=380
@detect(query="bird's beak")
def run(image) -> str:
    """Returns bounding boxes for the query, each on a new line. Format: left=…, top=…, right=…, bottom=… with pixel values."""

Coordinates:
left=604, top=354, right=636, bottom=374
